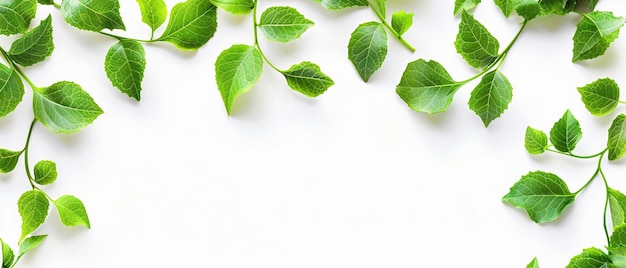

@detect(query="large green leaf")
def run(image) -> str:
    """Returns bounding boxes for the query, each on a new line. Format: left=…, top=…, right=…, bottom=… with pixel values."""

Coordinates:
left=8, top=15, right=54, bottom=67
left=565, top=248, right=611, bottom=268
left=454, top=0, right=481, bottom=15
left=573, top=11, right=625, bottom=62
left=156, top=0, right=217, bottom=50
left=468, top=70, right=513, bottom=127
left=215, top=45, right=263, bottom=115
left=577, top=78, right=620, bottom=116
left=54, top=195, right=90, bottom=228
left=348, top=22, right=387, bottom=82
left=282, top=61, right=334, bottom=97
left=0, top=64, right=24, bottom=118
left=525, top=126, right=548, bottom=155
left=0, top=149, right=22, bottom=174
left=33, top=160, right=57, bottom=185
left=455, top=11, right=499, bottom=70
left=60, top=0, right=125, bottom=32
left=609, top=188, right=626, bottom=228
left=608, top=114, right=626, bottom=161
left=313, top=0, right=368, bottom=10
left=136, top=0, right=167, bottom=35
left=104, top=40, right=146, bottom=101
left=258, top=6, right=314, bottom=43
left=0, top=0, right=37, bottom=36
left=549, top=110, right=582, bottom=153
left=18, top=190, right=49, bottom=242
left=209, top=0, right=253, bottom=14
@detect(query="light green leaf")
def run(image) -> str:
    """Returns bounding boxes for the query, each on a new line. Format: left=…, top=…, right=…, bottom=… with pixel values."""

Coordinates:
left=54, top=195, right=90, bottom=228
left=608, top=114, right=626, bottom=161
left=313, top=0, right=368, bottom=10
left=104, top=40, right=146, bottom=101
left=391, top=11, right=413, bottom=36
left=348, top=22, right=388, bottom=82
left=136, top=0, right=167, bottom=35
left=156, top=0, right=218, bottom=50
left=577, top=78, right=620, bottom=116
left=549, top=110, right=582, bottom=153
left=209, top=0, right=253, bottom=14
left=258, top=6, right=314, bottom=43
left=0, top=0, right=36, bottom=36
left=454, top=0, right=481, bottom=15
left=8, top=15, right=54, bottom=67
left=0, top=64, right=24, bottom=118
left=610, top=224, right=626, bottom=256
left=502, top=171, right=576, bottom=223
left=566, top=248, right=611, bottom=268
left=60, top=0, right=125, bottom=32
left=18, top=190, right=49, bottom=242
left=282, top=61, right=334, bottom=98
left=527, top=257, right=539, bottom=268
left=371, top=0, right=386, bottom=17
left=17, top=235, right=46, bottom=259
left=455, top=11, right=499, bottom=70
left=573, top=11, right=625, bottom=62
left=609, top=188, right=626, bottom=228
left=33, top=81, right=104, bottom=134
left=33, top=160, right=57, bottom=185
left=1, top=239, right=14, bottom=268
left=525, top=126, right=548, bottom=155
left=396, top=59, right=463, bottom=114
left=215, top=45, right=263, bottom=115
left=0, top=149, right=22, bottom=174
left=609, top=251, right=626, bottom=267
left=468, top=70, right=513, bottom=127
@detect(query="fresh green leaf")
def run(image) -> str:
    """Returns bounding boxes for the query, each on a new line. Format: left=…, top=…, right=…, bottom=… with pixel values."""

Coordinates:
left=60, top=0, right=125, bottom=32
left=502, top=171, right=576, bottom=223
left=209, top=0, right=253, bottom=14
left=494, top=0, right=541, bottom=20
left=33, top=81, right=104, bottom=134
left=527, top=257, right=539, bottom=268
left=371, top=0, right=386, bottom=17
left=391, top=11, right=413, bottom=36
left=468, top=70, right=513, bottom=127
left=17, top=235, right=46, bottom=258
left=18, top=190, right=49, bottom=242
left=454, top=0, right=481, bottom=15
left=136, top=0, right=167, bottom=35
left=54, top=195, right=90, bottom=228
left=608, top=114, right=626, bottom=161
left=104, top=40, right=146, bottom=101
left=565, top=248, right=611, bottom=268
left=0, top=0, right=37, bottom=36
left=282, top=61, right=334, bottom=97
left=1, top=239, right=14, bottom=268
left=0, top=64, right=24, bottom=118
left=37, top=0, right=54, bottom=5
left=609, top=188, right=626, bottom=228
left=539, top=0, right=569, bottom=15
left=455, top=11, right=499, bottom=70
left=33, top=160, right=57, bottom=185
left=396, top=59, right=463, bottom=114
left=609, top=251, right=626, bottom=267
left=258, top=6, right=314, bottom=43
left=549, top=110, right=582, bottom=153
left=525, top=126, right=548, bottom=155
left=8, top=15, right=54, bottom=67
left=348, top=22, right=388, bottom=82
left=156, top=0, right=218, bottom=50
left=610, top=224, right=626, bottom=256
left=215, top=45, right=263, bottom=115
left=577, top=78, right=620, bottom=116
left=0, top=149, right=22, bottom=174
left=313, top=0, right=368, bottom=10
left=572, top=11, right=625, bottom=62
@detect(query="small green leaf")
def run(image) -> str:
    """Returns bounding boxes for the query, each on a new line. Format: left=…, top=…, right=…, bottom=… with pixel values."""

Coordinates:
left=565, top=248, right=611, bottom=268
left=313, top=0, right=368, bottom=10
left=454, top=0, right=481, bottom=15
left=33, top=160, right=57, bottom=185
left=258, top=6, right=314, bottom=43
left=33, top=81, right=104, bottom=134
left=610, top=224, right=626, bottom=256
left=0, top=0, right=37, bottom=36
left=371, top=0, right=386, bottom=17
left=0, top=64, right=24, bottom=118
left=54, top=195, right=90, bottom=228
left=539, top=0, right=569, bottom=15
left=609, top=188, right=626, bottom=228
left=18, top=190, right=49, bottom=242
left=468, top=70, right=513, bottom=127
left=136, top=0, right=167, bottom=35
left=515, top=0, right=542, bottom=20
left=573, top=11, right=625, bottom=62
left=215, top=45, right=263, bottom=115
left=455, top=11, right=499, bottom=70
left=0, top=149, right=22, bottom=174
left=209, top=0, right=253, bottom=14
left=503, top=171, right=576, bottom=223
left=608, top=114, right=626, bottom=161
left=8, top=15, right=54, bottom=67
left=37, top=0, right=54, bottom=5
left=348, top=22, right=388, bottom=82
left=1, top=239, right=14, bottom=268
left=391, top=11, right=413, bottom=36
left=525, top=126, right=548, bottom=155
left=282, top=61, right=334, bottom=98
left=396, top=59, right=463, bottom=114
left=527, top=257, right=539, bottom=268
left=60, top=0, right=125, bottom=32
left=17, top=235, right=46, bottom=259
left=104, top=40, right=146, bottom=101
left=156, top=0, right=218, bottom=50
left=549, top=110, right=582, bottom=153
left=577, top=78, right=620, bottom=116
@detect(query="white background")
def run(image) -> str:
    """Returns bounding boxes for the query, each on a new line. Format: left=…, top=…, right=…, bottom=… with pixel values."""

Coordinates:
left=1, top=0, right=626, bottom=267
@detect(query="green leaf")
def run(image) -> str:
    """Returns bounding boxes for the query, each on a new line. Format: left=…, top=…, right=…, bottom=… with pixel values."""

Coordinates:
left=391, top=11, right=413, bottom=36
left=608, top=114, right=626, bottom=161
left=572, top=11, right=625, bottom=62
left=454, top=0, right=481, bottom=15
left=17, top=235, right=46, bottom=259
left=468, top=70, right=513, bottom=127
left=33, top=160, right=57, bottom=185
left=502, top=171, right=576, bottom=223
left=104, top=40, right=146, bottom=101
left=8, top=15, right=54, bottom=67
left=525, top=126, right=548, bottom=155
left=136, top=0, right=167, bottom=35
left=610, top=224, right=626, bottom=256
left=54, top=195, right=90, bottom=228
left=348, top=22, right=388, bottom=82
left=0, top=64, right=24, bottom=118
left=549, top=110, right=582, bottom=153
left=156, top=0, right=218, bottom=50
left=539, top=0, right=569, bottom=15
left=18, top=190, right=49, bottom=242
left=527, top=257, right=540, bottom=268
left=1, top=239, right=14, bottom=268
left=566, top=248, right=612, bottom=268
left=258, top=6, right=314, bottom=43
left=209, top=0, right=253, bottom=14
left=0, top=0, right=37, bottom=36
left=313, top=0, right=368, bottom=10
left=577, top=78, right=620, bottom=116
left=215, top=45, right=263, bottom=115
left=609, top=251, right=626, bottom=267
left=455, top=11, right=499, bottom=70
left=37, top=0, right=54, bottom=5
left=396, top=59, right=463, bottom=114
left=0, top=149, right=22, bottom=174
left=60, top=0, right=125, bottom=32
left=33, top=81, right=104, bottom=134
left=494, top=0, right=541, bottom=20
left=282, top=61, right=334, bottom=98
left=371, top=0, right=386, bottom=17
left=609, top=188, right=626, bottom=228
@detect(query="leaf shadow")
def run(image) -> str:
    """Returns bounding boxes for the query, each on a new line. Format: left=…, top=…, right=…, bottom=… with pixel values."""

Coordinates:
left=575, top=48, right=621, bottom=69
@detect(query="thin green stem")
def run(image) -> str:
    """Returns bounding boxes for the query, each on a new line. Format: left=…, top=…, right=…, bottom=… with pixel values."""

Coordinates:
left=547, top=148, right=608, bottom=159
left=252, top=0, right=283, bottom=73
left=572, top=149, right=606, bottom=195
left=367, top=1, right=416, bottom=52
left=600, top=167, right=611, bottom=245
left=99, top=31, right=153, bottom=43
left=23, top=119, right=38, bottom=190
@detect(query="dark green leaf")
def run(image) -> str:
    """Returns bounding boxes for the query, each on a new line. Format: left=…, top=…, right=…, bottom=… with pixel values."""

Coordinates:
left=54, top=195, right=90, bottom=228
left=577, top=78, right=620, bottom=116
left=391, top=11, right=413, bottom=36
left=573, top=11, right=625, bottom=62
left=282, top=61, right=334, bottom=97
left=525, top=126, right=548, bottom=155
left=609, top=188, right=626, bottom=228
left=104, top=40, right=146, bottom=101
left=18, top=190, right=49, bottom=242
left=17, top=235, right=46, bottom=259
left=565, top=248, right=611, bottom=268
left=33, top=160, right=57, bottom=185
left=608, top=114, right=626, bottom=161
left=549, top=110, right=582, bottom=153
left=209, top=0, right=253, bottom=14
left=539, top=0, right=568, bottom=15
left=1, top=239, right=14, bottom=268
left=468, top=70, right=513, bottom=127
left=0, top=64, right=24, bottom=118
left=494, top=0, right=541, bottom=20
left=215, top=45, right=263, bottom=115
left=156, top=0, right=218, bottom=50
left=8, top=15, right=54, bottom=67
left=313, top=0, right=368, bottom=10
left=455, top=11, right=499, bottom=70
left=527, top=257, right=539, bottom=268
left=0, top=0, right=37, bottom=35
left=60, top=0, right=125, bottom=32
left=136, top=0, right=167, bottom=35
left=37, top=0, right=54, bottom=5
left=258, top=6, right=314, bottom=43
left=348, top=22, right=388, bottom=82
left=454, top=0, right=481, bottom=15
left=0, top=149, right=22, bottom=174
